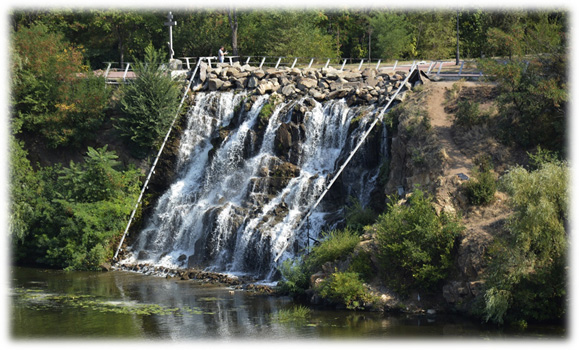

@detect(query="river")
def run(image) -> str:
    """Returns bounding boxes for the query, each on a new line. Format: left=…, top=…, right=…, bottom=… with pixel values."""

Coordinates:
left=9, top=267, right=565, bottom=340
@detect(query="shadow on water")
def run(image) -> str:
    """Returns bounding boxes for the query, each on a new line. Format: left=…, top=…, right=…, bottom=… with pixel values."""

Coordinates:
left=10, top=267, right=566, bottom=340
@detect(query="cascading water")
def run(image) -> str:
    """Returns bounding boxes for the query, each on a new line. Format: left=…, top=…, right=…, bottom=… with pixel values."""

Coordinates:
left=124, top=91, right=387, bottom=280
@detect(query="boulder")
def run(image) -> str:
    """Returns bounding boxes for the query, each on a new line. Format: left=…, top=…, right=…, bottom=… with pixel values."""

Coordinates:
left=247, top=76, right=259, bottom=89
left=208, top=78, right=225, bottom=91
left=281, top=84, right=296, bottom=96
left=297, top=77, right=318, bottom=91
left=199, top=61, right=208, bottom=82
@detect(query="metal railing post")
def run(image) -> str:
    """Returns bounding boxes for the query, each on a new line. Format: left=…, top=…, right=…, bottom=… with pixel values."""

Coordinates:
left=259, top=56, right=266, bottom=69
left=427, top=61, right=435, bottom=74
left=392, top=60, right=398, bottom=71
left=291, top=57, right=298, bottom=69
left=458, top=61, right=465, bottom=76
left=275, top=57, right=282, bottom=69
left=437, top=61, right=444, bottom=76
left=123, top=63, right=131, bottom=83
left=375, top=59, right=381, bottom=70
left=104, top=62, right=113, bottom=78
left=245, top=56, right=251, bottom=65
left=324, top=58, right=331, bottom=69
left=307, top=58, right=314, bottom=69
left=340, top=58, right=348, bottom=71
left=358, top=59, right=365, bottom=71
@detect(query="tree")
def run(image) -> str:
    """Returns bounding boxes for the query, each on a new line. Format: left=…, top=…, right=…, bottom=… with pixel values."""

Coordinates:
left=481, top=156, right=568, bottom=324
left=115, top=43, right=181, bottom=157
left=12, top=22, right=109, bottom=148
left=228, top=7, right=239, bottom=57
left=368, top=11, right=411, bottom=60
left=479, top=12, right=567, bottom=153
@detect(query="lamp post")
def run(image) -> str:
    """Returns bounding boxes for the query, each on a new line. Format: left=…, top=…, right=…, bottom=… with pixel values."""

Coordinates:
left=165, top=11, right=177, bottom=60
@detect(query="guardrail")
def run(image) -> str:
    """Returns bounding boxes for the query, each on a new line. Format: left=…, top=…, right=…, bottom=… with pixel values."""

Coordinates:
left=100, top=57, right=482, bottom=85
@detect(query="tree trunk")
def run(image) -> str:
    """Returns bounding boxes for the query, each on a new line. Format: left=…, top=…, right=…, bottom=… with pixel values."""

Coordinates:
left=228, top=7, right=239, bottom=58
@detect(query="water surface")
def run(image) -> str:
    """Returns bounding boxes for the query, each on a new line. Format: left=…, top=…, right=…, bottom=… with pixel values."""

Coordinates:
left=10, top=267, right=565, bottom=340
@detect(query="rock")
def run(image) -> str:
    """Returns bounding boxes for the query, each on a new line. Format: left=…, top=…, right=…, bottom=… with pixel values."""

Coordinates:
left=100, top=263, right=112, bottom=272
left=281, top=84, right=295, bottom=96
left=208, top=78, right=224, bottom=91
left=247, top=76, right=259, bottom=89
left=297, top=77, right=318, bottom=91
left=256, top=81, right=275, bottom=95
left=199, top=61, right=208, bottom=82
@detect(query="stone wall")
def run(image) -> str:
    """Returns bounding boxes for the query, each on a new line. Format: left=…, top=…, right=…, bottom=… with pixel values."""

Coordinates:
left=193, top=61, right=415, bottom=107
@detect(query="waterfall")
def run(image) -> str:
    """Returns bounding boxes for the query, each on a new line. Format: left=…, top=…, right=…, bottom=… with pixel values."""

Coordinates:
left=123, top=91, right=387, bottom=280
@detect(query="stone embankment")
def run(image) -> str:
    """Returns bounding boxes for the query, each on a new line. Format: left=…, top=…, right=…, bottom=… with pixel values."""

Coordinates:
left=193, top=61, right=418, bottom=106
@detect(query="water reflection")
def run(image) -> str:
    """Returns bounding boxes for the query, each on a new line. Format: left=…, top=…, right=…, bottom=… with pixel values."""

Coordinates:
left=10, top=267, right=565, bottom=340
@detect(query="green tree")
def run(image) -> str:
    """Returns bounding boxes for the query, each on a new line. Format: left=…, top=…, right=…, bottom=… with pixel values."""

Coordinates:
left=9, top=135, right=41, bottom=243
left=481, top=157, right=568, bottom=324
left=479, top=12, right=567, bottom=153
left=375, top=189, right=463, bottom=294
left=12, top=23, right=109, bottom=148
left=115, top=43, right=181, bottom=157
left=13, top=146, right=141, bottom=270
left=369, top=12, right=411, bottom=60
left=407, top=11, right=456, bottom=59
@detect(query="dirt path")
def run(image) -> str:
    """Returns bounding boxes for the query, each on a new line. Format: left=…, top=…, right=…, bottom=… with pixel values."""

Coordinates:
left=427, top=81, right=475, bottom=178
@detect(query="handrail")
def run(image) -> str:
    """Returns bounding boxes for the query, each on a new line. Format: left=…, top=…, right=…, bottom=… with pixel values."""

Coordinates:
left=273, top=66, right=419, bottom=263
left=113, top=59, right=203, bottom=261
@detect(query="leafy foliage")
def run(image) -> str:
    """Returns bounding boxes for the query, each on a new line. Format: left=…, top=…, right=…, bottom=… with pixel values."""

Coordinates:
left=12, top=23, right=110, bottom=147
left=480, top=155, right=568, bottom=324
left=317, top=271, right=372, bottom=310
left=304, top=229, right=360, bottom=273
left=9, top=136, right=41, bottom=242
left=375, top=189, right=463, bottom=294
left=478, top=13, right=567, bottom=153
left=115, top=44, right=181, bottom=157
left=12, top=146, right=141, bottom=270
left=463, top=156, right=497, bottom=206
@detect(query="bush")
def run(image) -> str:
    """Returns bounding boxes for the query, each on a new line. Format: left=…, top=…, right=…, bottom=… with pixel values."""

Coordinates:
left=305, top=228, right=360, bottom=272
left=375, top=189, right=463, bottom=294
left=12, top=146, right=141, bottom=270
left=455, top=100, right=487, bottom=128
left=464, top=156, right=497, bottom=205
left=277, top=258, right=310, bottom=297
left=345, top=199, right=377, bottom=233
left=317, top=271, right=373, bottom=310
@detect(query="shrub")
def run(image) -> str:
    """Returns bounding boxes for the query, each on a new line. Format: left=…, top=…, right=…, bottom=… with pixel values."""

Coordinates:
left=277, top=258, right=310, bottom=297
left=375, top=189, right=463, bottom=294
left=317, top=271, right=373, bottom=310
left=345, top=199, right=377, bottom=233
left=455, top=100, right=487, bottom=128
left=464, top=155, right=497, bottom=205
left=464, top=169, right=497, bottom=205
left=305, top=228, right=360, bottom=272
left=12, top=146, right=141, bottom=270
